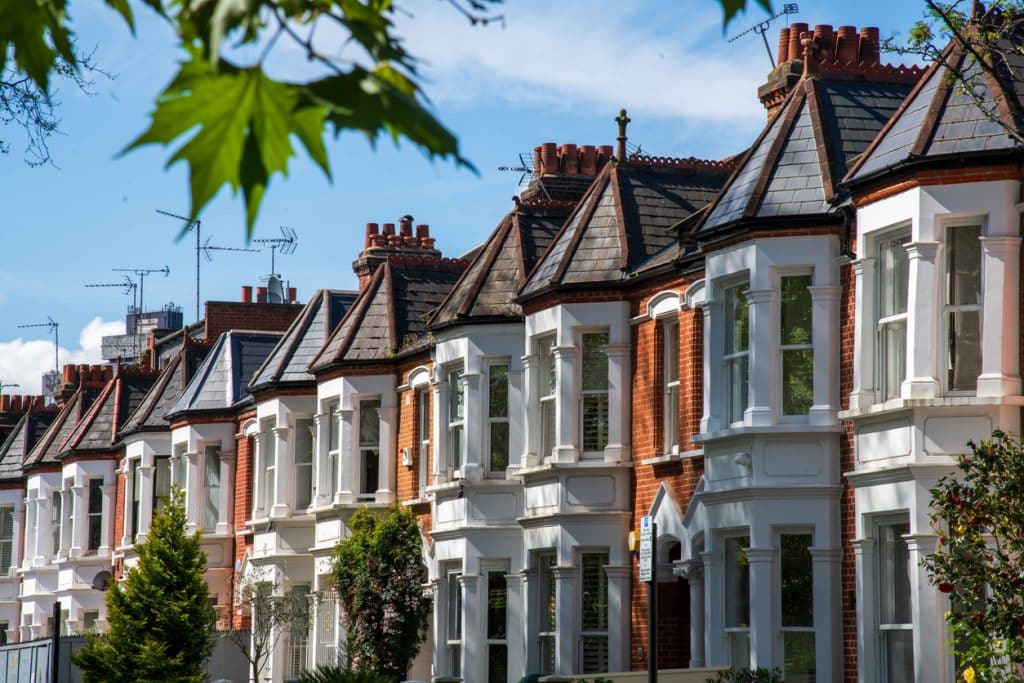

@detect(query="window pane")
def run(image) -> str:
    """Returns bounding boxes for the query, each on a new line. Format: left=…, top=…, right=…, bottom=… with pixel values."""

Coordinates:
left=884, top=630, right=915, bottom=683
left=541, top=400, right=556, bottom=457
left=295, top=419, right=314, bottom=509
left=540, top=555, right=556, bottom=631
left=451, top=427, right=462, bottom=472
left=582, top=636, right=609, bottom=674
left=131, top=460, right=141, bottom=540
left=725, top=536, right=750, bottom=627
left=881, top=321, right=906, bottom=401
left=582, top=394, right=609, bottom=451
left=447, top=573, right=462, bottom=640
left=781, top=275, right=813, bottom=346
left=88, top=479, right=103, bottom=551
left=487, top=571, right=507, bottom=640
left=948, top=310, right=981, bottom=391
left=0, top=508, right=14, bottom=573
left=664, top=321, right=679, bottom=380
left=448, top=371, right=464, bottom=421
left=947, top=225, right=981, bottom=306
left=581, top=332, right=609, bottom=391
left=489, top=365, right=509, bottom=418
left=783, top=631, right=816, bottom=683
left=783, top=349, right=814, bottom=415
left=490, top=422, right=509, bottom=473
left=361, top=449, right=379, bottom=495
left=539, top=336, right=556, bottom=397
left=581, top=553, right=608, bottom=630
left=263, top=420, right=276, bottom=468
left=488, top=644, right=508, bottom=683
left=327, top=403, right=339, bottom=451
left=728, top=357, right=749, bottom=424
left=51, top=491, right=61, bottom=553
left=204, top=446, right=220, bottom=530
left=359, top=401, right=380, bottom=445
left=728, top=632, right=750, bottom=669
left=879, top=522, right=912, bottom=625
left=879, top=235, right=910, bottom=319
left=781, top=534, right=813, bottom=627
left=725, top=284, right=750, bottom=354
left=153, top=457, right=171, bottom=513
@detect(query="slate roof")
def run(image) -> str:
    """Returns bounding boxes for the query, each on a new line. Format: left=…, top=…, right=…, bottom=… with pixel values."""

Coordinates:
left=120, top=342, right=212, bottom=436
left=429, top=202, right=577, bottom=329
left=249, top=289, right=357, bottom=392
left=848, top=39, right=1024, bottom=183
left=59, top=371, right=156, bottom=455
left=0, top=411, right=55, bottom=480
left=520, top=160, right=732, bottom=297
left=311, top=258, right=467, bottom=371
left=701, top=75, right=913, bottom=234
left=166, top=331, right=282, bottom=418
left=24, top=388, right=101, bottom=467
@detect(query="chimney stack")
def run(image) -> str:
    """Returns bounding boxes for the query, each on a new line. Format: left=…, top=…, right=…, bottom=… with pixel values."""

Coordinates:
left=352, top=214, right=444, bottom=289
left=241, top=286, right=253, bottom=304
left=256, top=286, right=268, bottom=303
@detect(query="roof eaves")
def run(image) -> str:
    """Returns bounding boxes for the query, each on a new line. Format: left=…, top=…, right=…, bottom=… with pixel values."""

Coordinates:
left=912, top=47, right=963, bottom=156
left=744, top=87, right=808, bottom=218
left=309, top=269, right=382, bottom=371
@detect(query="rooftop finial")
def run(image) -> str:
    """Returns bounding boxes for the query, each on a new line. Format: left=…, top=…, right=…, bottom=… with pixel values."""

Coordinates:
left=615, top=109, right=631, bottom=162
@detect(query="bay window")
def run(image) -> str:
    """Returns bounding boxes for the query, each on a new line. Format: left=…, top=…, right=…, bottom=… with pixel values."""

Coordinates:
left=877, top=233, right=910, bottom=401
left=295, top=418, right=314, bottom=510
left=580, top=551, right=609, bottom=673
left=153, top=456, right=171, bottom=515
left=487, top=570, right=508, bottom=683
left=0, top=506, right=14, bottom=574
left=724, top=535, right=751, bottom=667
left=87, top=479, right=103, bottom=552
left=327, top=401, right=340, bottom=498
left=130, top=460, right=141, bottom=541
left=781, top=534, right=814, bottom=683
left=203, top=445, right=221, bottom=530
left=50, top=490, right=61, bottom=556
left=538, top=336, right=557, bottom=460
left=662, top=319, right=680, bottom=453
left=878, top=518, right=913, bottom=682
left=417, top=388, right=430, bottom=495
left=724, top=284, right=750, bottom=425
left=446, top=571, right=462, bottom=677
left=581, top=331, right=609, bottom=454
left=538, top=553, right=557, bottom=675
left=781, top=275, right=813, bottom=416
left=447, top=370, right=465, bottom=474
left=358, top=399, right=380, bottom=497
left=173, top=442, right=187, bottom=495
left=488, top=363, right=510, bottom=475
left=945, top=225, right=982, bottom=392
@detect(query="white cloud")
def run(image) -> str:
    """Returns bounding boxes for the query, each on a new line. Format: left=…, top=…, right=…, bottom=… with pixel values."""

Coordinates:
left=0, top=317, right=125, bottom=395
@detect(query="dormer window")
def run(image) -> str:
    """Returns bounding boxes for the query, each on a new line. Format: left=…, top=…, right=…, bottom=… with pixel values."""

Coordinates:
left=724, top=283, right=750, bottom=425
left=781, top=275, right=813, bottom=416
left=945, top=224, right=982, bottom=393
left=538, top=336, right=557, bottom=459
left=447, top=370, right=465, bottom=475
left=877, top=232, right=910, bottom=401
left=581, top=331, right=609, bottom=454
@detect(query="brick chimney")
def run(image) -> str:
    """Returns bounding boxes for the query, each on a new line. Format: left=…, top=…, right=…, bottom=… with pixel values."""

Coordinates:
left=758, top=23, right=890, bottom=118
left=352, top=215, right=442, bottom=289
left=532, top=143, right=614, bottom=177
left=203, top=286, right=303, bottom=341
left=0, top=393, right=47, bottom=444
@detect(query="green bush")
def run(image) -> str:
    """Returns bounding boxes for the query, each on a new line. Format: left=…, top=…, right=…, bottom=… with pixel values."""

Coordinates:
left=706, top=668, right=784, bottom=683
left=298, top=665, right=393, bottom=683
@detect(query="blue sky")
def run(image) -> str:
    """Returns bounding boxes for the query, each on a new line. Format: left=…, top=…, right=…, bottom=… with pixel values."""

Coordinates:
left=0, top=0, right=925, bottom=392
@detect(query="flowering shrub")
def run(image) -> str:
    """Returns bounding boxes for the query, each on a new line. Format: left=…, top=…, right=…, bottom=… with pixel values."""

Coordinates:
left=924, top=430, right=1024, bottom=682
left=331, top=506, right=431, bottom=680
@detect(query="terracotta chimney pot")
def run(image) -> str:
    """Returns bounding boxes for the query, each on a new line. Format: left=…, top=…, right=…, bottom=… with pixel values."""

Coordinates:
left=365, top=222, right=380, bottom=248
left=777, top=28, right=791, bottom=63
left=382, top=223, right=395, bottom=236
left=10, top=396, right=21, bottom=412
left=399, top=215, right=413, bottom=237
left=241, top=285, right=253, bottom=304
left=63, top=365, right=78, bottom=384
left=1, top=395, right=10, bottom=412
left=579, top=145, right=597, bottom=174
left=788, top=22, right=808, bottom=64
left=814, top=24, right=835, bottom=59
left=287, top=287, right=297, bottom=303
left=256, top=286, right=268, bottom=303
left=859, top=26, right=880, bottom=63
left=416, top=224, right=430, bottom=239
left=420, top=237, right=436, bottom=249
left=836, top=26, right=858, bottom=63
left=560, top=144, right=579, bottom=174
left=599, top=145, right=614, bottom=164
left=533, top=146, right=542, bottom=174
left=540, top=143, right=558, bottom=175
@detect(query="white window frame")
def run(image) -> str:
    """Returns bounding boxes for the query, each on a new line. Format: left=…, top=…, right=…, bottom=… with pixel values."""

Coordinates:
left=875, top=229, right=911, bottom=403
left=579, top=328, right=610, bottom=458
left=661, top=316, right=680, bottom=455
left=579, top=549, right=610, bottom=674
left=942, top=220, right=985, bottom=396
left=723, top=532, right=751, bottom=669
left=202, top=444, right=221, bottom=532
left=357, top=398, right=381, bottom=499
left=536, top=552, right=557, bottom=676
left=485, top=360, right=511, bottom=478
left=416, top=387, right=430, bottom=496
left=537, top=335, right=557, bottom=461
left=446, top=368, right=465, bottom=477
left=172, top=442, right=188, bottom=496
left=325, top=400, right=340, bottom=499
left=483, top=565, right=509, bottom=683
left=294, top=416, right=315, bottom=511
left=778, top=530, right=816, bottom=682
left=129, top=458, right=142, bottom=542
left=0, top=506, right=14, bottom=574
left=722, top=281, right=751, bottom=426
left=445, top=568, right=463, bottom=677
left=779, top=271, right=814, bottom=421
left=86, top=478, right=103, bottom=553
left=50, top=489, right=62, bottom=558
left=875, top=514, right=914, bottom=683
left=258, top=419, right=277, bottom=514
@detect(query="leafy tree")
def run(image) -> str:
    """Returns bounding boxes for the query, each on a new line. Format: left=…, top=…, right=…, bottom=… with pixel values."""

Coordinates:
left=227, top=570, right=311, bottom=683
left=73, top=488, right=216, bottom=683
left=330, top=505, right=431, bottom=681
left=924, top=430, right=1024, bottom=682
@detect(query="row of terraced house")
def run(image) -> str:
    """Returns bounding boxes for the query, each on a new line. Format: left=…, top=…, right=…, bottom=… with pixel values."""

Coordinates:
left=1, top=19, right=1021, bottom=683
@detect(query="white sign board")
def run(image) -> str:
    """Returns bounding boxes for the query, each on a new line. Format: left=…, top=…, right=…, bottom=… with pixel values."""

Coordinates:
left=639, top=515, right=653, bottom=582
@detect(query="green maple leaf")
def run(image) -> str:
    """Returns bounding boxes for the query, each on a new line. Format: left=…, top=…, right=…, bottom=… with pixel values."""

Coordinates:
left=125, top=54, right=328, bottom=237
left=719, top=0, right=774, bottom=29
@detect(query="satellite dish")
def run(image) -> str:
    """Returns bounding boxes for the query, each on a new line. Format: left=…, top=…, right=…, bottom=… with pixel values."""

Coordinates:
left=267, top=275, right=285, bottom=304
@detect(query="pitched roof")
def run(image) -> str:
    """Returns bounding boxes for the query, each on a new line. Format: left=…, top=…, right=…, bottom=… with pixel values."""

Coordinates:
left=166, top=330, right=282, bottom=418
left=120, top=342, right=212, bottom=436
left=249, top=289, right=358, bottom=392
left=0, top=410, right=56, bottom=480
left=848, top=40, right=1024, bottom=183
left=520, top=160, right=732, bottom=297
left=700, top=75, right=913, bottom=234
left=311, top=258, right=467, bottom=371
left=60, top=370, right=156, bottom=454
left=429, top=201, right=577, bottom=329
left=24, top=388, right=101, bottom=467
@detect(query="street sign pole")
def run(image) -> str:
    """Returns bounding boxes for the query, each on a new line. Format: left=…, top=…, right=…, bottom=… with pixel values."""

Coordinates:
left=639, top=516, right=658, bottom=683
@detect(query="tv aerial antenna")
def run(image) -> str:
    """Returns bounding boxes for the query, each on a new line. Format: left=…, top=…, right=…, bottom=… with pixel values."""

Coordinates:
left=85, top=276, right=139, bottom=313
left=111, top=266, right=169, bottom=317
left=498, top=152, right=535, bottom=187
left=155, top=208, right=202, bottom=323
left=0, top=380, right=19, bottom=399
left=727, top=2, right=799, bottom=68
left=253, top=226, right=298, bottom=278
left=201, top=236, right=261, bottom=262
left=18, top=316, right=59, bottom=375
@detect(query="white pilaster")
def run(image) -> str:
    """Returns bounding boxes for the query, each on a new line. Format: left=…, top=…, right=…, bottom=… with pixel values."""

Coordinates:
left=217, top=451, right=235, bottom=535
left=746, top=547, right=774, bottom=669
left=853, top=538, right=876, bottom=683
left=521, top=354, right=539, bottom=468
left=902, top=241, right=941, bottom=399
left=459, top=573, right=481, bottom=683
left=746, top=289, right=776, bottom=426
left=604, top=344, right=631, bottom=463
left=808, top=286, right=841, bottom=425
left=100, top=483, right=115, bottom=555
left=553, top=346, right=578, bottom=463
left=685, top=561, right=706, bottom=668
left=605, top=564, right=631, bottom=672
left=552, top=565, right=578, bottom=674
left=977, top=235, right=1022, bottom=396
left=701, top=303, right=721, bottom=433
left=336, top=408, right=354, bottom=504
left=849, top=258, right=877, bottom=411
left=376, top=404, right=397, bottom=504
left=461, top=372, right=483, bottom=481
left=69, top=483, right=85, bottom=559
left=810, top=546, right=842, bottom=683
left=271, top=426, right=292, bottom=518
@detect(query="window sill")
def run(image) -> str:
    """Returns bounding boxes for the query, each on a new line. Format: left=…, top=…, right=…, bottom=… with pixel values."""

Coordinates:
left=839, top=394, right=1024, bottom=420
left=693, top=424, right=843, bottom=443
left=640, top=448, right=703, bottom=466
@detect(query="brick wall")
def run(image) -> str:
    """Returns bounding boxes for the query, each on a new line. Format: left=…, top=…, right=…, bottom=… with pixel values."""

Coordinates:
left=629, top=277, right=705, bottom=671
left=232, top=428, right=254, bottom=631
left=113, top=468, right=126, bottom=580
left=838, top=253, right=858, bottom=683
left=394, top=360, right=434, bottom=539
left=204, top=301, right=303, bottom=341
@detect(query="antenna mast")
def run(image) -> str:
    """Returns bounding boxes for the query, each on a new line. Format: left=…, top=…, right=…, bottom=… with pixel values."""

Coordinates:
left=727, top=2, right=799, bottom=68
left=156, top=209, right=201, bottom=322
left=18, top=317, right=59, bottom=375
left=201, top=236, right=261, bottom=263
left=111, top=266, right=170, bottom=317
left=253, top=226, right=298, bottom=278
left=85, top=276, right=138, bottom=316
left=0, top=380, right=20, bottom=400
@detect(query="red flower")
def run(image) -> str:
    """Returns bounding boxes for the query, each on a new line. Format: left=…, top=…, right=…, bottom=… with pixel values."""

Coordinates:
left=938, top=582, right=954, bottom=594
